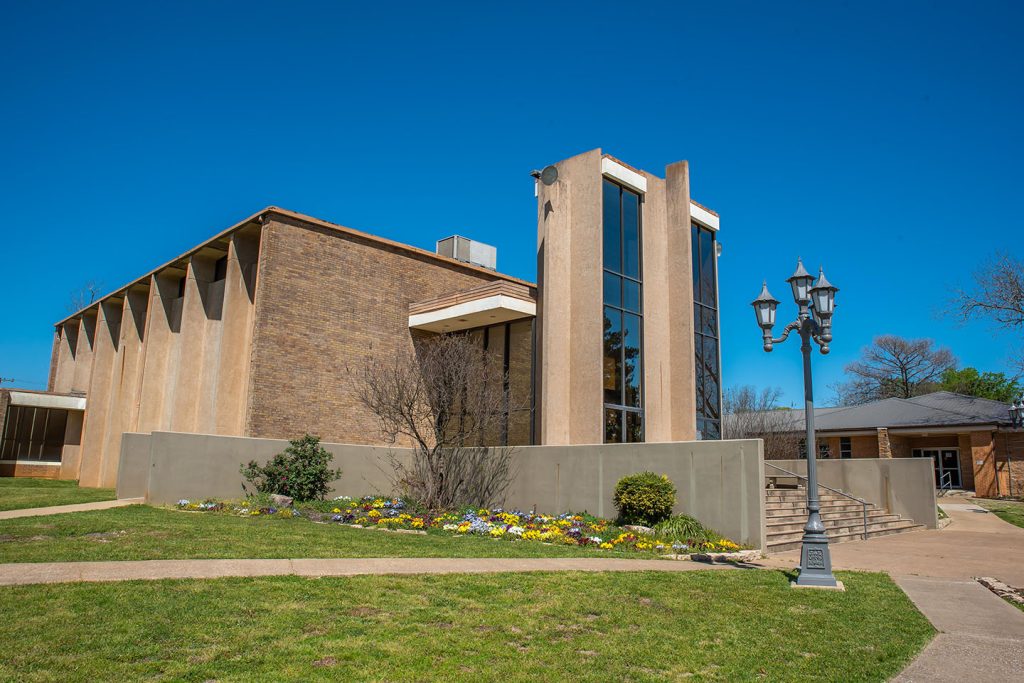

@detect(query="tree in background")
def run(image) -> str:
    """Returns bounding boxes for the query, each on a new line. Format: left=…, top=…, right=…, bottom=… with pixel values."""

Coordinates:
left=938, top=367, right=1022, bottom=403
left=833, top=335, right=957, bottom=405
left=67, top=281, right=103, bottom=314
left=722, top=385, right=802, bottom=460
left=949, top=251, right=1024, bottom=374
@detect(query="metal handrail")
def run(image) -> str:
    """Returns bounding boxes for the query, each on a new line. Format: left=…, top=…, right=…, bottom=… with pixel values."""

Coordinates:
left=765, top=461, right=870, bottom=540
left=939, top=471, right=952, bottom=491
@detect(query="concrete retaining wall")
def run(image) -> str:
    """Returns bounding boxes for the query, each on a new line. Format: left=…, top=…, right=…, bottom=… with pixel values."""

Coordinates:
left=118, top=432, right=767, bottom=549
left=768, top=458, right=938, bottom=529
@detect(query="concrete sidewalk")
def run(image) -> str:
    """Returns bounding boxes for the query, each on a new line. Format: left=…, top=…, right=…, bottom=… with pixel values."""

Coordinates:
left=0, top=498, right=144, bottom=520
left=0, top=556, right=735, bottom=586
left=893, top=575, right=1024, bottom=682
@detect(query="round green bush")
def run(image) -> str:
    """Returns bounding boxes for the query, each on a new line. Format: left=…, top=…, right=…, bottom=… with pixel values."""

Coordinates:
left=240, top=434, right=341, bottom=502
left=613, top=471, right=677, bottom=526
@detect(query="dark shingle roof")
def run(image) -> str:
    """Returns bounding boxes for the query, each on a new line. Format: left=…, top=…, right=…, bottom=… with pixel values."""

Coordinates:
left=769, top=392, right=1011, bottom=432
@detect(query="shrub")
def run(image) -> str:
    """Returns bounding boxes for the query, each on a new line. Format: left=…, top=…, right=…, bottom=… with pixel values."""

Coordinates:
left=613, top=472, right=677, bottom=526
left=241, top=434, right=341, bottom=502
left=653, top=514, right=718, bottom=543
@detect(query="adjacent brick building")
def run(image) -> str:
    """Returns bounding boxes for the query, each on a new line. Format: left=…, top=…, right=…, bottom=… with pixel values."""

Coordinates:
left=770, top=392, right=1024, bottom=499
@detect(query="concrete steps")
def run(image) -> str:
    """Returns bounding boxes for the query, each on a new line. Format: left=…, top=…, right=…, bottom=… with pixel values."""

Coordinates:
left=765, top=487, right=925, bottom=554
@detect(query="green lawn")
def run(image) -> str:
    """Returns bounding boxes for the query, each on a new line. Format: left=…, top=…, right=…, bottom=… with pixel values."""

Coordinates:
left=0, top=570, right=932, bottom=682
left=0, top=505, right=660, bottom=563
left=975, top=497, right=1024, bottom=529
left=0, top=478, right=115, bottom=512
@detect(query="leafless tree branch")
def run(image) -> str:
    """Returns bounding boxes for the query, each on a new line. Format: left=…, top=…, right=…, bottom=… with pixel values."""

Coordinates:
left=356, top=333, right=526, bottom=509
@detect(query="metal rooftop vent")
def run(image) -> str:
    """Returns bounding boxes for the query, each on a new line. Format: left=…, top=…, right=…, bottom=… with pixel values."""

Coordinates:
left=436, top=235, right=497, bottom=270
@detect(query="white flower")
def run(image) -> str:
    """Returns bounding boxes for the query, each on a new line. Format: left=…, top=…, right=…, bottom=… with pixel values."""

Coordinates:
left=507, top=526, right=525, bottom=536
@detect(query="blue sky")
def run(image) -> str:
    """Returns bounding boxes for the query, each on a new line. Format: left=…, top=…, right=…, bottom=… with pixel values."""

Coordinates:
left=1, top=1, right=1021, bottom=406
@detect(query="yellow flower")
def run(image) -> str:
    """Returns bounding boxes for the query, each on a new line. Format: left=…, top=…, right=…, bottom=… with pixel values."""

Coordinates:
left=600, top=542, right=613, bottom=550
left=367, top=510, right=381, bottom=518
left=332, top=508, right=341, bottom=513
left=489, top=528, right=505, bottom=537
left=411, top=518, right=425, bottom=528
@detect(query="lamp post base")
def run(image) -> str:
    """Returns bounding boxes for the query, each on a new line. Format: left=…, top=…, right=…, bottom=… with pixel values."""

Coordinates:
left=791, top=580, right=845, bottom=591
left=795, top=535, right=839, bottom=588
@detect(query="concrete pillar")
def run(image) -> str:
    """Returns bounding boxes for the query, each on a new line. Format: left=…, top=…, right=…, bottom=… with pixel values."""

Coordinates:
left=664, top=161, right=697, bottom=441
left=78, top=299, right=122, bottom=487
left=169, top=256, right=215, bottom=432
left=193, top=252, right=227, bottom=435
left=214, top=229, right=260, bottom=435
left=877, top=427, right=892, bottom=458
left=52, top=320, right=81, bottom=394
left=58, top=410, right=84, bottom=480
left=970, top=430, right=997, bottom=497
left=71, top=312, right=96, bottom=395
left=536, top=149, right=603, bottom=445
left=96, top=287, right=148, bottom=488
left=135, top=271, right=184, bottom=433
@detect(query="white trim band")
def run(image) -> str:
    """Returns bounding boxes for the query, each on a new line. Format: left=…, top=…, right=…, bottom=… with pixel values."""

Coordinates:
left=690, top=203, right=720, bottom=231
left=7, top=392, right=86, bottom=411
left=601, top=158, right=647, bottom=194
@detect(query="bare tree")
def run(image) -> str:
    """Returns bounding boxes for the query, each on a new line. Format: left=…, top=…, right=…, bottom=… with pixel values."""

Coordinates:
left=950, top=252, right=1024, bottom=374
left=67, top=281, right=104, bottom=314
left=723, top=385, right=802, bottom=460
left=833, top=335, right=957, bottom=405
left=357, top=333, right=524, bottom=510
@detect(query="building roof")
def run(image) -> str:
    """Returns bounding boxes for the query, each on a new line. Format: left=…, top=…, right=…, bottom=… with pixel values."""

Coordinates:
left=774, top=391, right=1012, bottom=432
left=55, top=206, right=536, bottom=327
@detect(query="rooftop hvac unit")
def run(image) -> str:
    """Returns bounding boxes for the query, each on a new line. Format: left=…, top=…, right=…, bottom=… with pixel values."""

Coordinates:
left=436, top=235, right=497, bottom=270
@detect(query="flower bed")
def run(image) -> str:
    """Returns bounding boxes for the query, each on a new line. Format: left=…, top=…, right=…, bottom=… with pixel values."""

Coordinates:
left=174, top=496, right=743, bottom=555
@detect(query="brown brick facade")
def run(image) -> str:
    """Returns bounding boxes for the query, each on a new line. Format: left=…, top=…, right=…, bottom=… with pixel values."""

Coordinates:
left=245, top=216, right=521, bottom=445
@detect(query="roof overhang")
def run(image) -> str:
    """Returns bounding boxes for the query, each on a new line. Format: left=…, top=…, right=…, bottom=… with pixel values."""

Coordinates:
left=7, top=392, right=86, bottom=411
left=409, top=295, right=536, bottom=333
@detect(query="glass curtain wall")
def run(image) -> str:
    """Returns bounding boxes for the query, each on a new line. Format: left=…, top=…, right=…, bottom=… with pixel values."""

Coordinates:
left=692, top=223, right=722, bottom=439
left=603, top=179, right=644, bottom=443
left=466, top=318, right=535, bottom=446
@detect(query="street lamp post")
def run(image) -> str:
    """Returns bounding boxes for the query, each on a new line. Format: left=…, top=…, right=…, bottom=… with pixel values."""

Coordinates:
left=752, top=259, right=840, bottom=588
left=1010, top=397, right=1024, bottom=429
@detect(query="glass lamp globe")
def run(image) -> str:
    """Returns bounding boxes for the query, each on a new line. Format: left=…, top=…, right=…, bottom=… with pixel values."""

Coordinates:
left=810, top=268, right=838, bottom=320
left=786, top=259, right=815, bottom=304
left=751, top=281, right=780, bottom=331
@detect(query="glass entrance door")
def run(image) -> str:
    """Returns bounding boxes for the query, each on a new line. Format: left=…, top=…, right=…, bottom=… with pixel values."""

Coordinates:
left=913, top=448, right=962, bottom=489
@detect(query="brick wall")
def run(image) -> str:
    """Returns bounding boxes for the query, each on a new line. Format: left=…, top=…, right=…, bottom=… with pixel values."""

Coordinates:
left=246, top=216, right=527, bottom=445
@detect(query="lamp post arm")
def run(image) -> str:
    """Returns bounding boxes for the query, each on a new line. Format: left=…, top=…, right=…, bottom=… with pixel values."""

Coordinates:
left=762, top=319, right=801, bottom=352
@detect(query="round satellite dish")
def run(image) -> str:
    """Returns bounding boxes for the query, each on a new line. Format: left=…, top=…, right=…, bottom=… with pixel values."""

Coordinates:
left=540, top=165, right=558, bottom=185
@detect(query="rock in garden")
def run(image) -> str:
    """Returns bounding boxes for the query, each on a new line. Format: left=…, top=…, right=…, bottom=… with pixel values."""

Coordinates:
left=269, top=494, right=294, bottom=508
left=623, top=525, right=653, bottom=535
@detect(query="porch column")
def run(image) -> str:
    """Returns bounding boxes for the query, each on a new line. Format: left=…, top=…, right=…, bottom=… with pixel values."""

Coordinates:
left=877, top=427, right=892, bottom=458
left=970, top=431, right=997, bottom=497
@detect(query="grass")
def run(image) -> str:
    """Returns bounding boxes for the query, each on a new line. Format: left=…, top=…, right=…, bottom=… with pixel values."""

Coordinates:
left=0, top=478, right=115, bottom=512
left=0, top=505, right=662, bottom=563
left=974, top=497, right=1024, bottom=529
left=0, top=570, right=932, bottom=682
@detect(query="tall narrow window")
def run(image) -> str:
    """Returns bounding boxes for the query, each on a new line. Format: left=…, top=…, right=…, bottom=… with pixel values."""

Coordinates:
left=692, top=224, right=721, bottom=439
left=840, top=437, right=852, bottom=459
left=603, top=179, right=643, bottom=443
